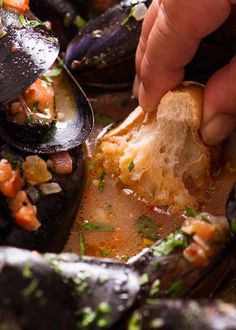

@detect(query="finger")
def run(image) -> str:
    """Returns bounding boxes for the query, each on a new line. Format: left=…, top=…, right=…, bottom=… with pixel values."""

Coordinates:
left=138, top=0, right=231, bottom=112
left=133, top=74, right=140, bottom=97
left=135, top=0, right=160, bottom=79
left=202, top=55, right=236, bottom=145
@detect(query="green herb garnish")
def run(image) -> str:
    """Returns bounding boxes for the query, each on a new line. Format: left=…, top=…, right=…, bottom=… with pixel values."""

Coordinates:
left=139, top=273, right=149, bottom=285
left=167, top=280, right=183, bottom=297
left=0, top=0, right=3, bottom=8
left=94, top=113, right=115, bottom=127
left=184, top=206, right=199, bottom=218
left=149, top=279, right=160, bottom=298
left=19, top=15, right=44, bottom=28
left=43, top=61, right=64, bottom=81
left=4, top=152, right=21, bottom=169
left=128, top=312, right=141, bottom=330
left=135, top=214, right=159, bottom=241
left=100, top=248, right=111, bottom=257
left=31, top=100, right=39, bottom=113
left=79, top=231, right=86, bottom=256
left=128, top=160, right=135, bottom=172
left=74, top=15, right=87, bottom=29
left=98, top=172, right=107, bottom=192
left=22, top=263, right=32, bottom=279
left=81, top=220, right=115, bottom=232
left=231, top=218, right=236, bottom=235
left=46, top=36, right=58, bottom=43
left=121, top=254, right=130, bottom=262
left=87, top=160, right=96, bottom=171
left=153, top=231, right=188, bottom=257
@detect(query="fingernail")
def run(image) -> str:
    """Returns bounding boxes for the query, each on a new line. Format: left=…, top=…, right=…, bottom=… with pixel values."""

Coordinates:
left=201, top=114, right=236, bottom=145
left=133, top=75, right=140, bottom=97
left=139, top=82, right=157, bottom=112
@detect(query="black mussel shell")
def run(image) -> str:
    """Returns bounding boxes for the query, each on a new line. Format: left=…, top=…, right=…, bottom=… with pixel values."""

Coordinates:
left=65, top=0, right=152, bottom=71
left=226, top=182, right=236, bottom=236
left=0, top=65, right=94, bottom=154
left=0, top=8, right=59, bottom=105
left=30, top=0, right=87, bottom=50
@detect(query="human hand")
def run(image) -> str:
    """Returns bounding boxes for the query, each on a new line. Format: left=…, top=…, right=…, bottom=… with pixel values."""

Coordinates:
left=134, top=0, right=236, bottom=145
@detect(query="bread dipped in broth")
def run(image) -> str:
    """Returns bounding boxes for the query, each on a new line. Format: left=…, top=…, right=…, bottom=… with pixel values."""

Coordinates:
left=95, top=83, right=211, bottom=211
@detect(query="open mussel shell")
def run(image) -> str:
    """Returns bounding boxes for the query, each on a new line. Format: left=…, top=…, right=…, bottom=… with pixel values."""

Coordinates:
left=0, top=64, right=94, bottom=154
left=226, top=182, right=236, bottom=236
left=65, top=0, right=152, bottom=71
left=0, top=8, right=59, bottom=105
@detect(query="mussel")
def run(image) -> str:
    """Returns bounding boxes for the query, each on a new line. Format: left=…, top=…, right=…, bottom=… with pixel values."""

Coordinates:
left=64, top=0, right=236, bottom=88
left=65, top=0, right=151, bottom=71
left=0, top=7, right=93, bottom=154
left=0, top=194, right=235, bottom=329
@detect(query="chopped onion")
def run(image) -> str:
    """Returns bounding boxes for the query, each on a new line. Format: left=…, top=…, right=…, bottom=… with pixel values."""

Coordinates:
left=130, top=3, right=147, bottom=21
left=26, top=185, right=40, bottom=204
left=39, top=182, right=62, bottom=195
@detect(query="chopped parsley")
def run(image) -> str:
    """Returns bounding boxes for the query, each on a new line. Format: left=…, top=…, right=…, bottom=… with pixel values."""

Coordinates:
left=128, top=312, right=141, bottom=330
left=43, top=61, right=64, bottom=82
left=121, top=254, right=130, bottom=262
left=22, top=263, right=32, bottom=279
left=231, top=217, right=236, bottom=235
left=75, top=302, right=112, bottom=329
left=135, top=215, right=159, bottom=241
left=139, top=273, right=149, bottom=285
left=0, top=0, right=3, bottom=7
left=19, top=15, right=44, bottom=29
left=79, top=231, right=86, bottom=256
left=98, top=172, right=107, bottom=192
left=128, top=160, right=135, bottom=172
left=81, top=220, right=115, bottom=232
left=153, top=231, right=188, bottom=257
left=31, top=100, right=39, bottom=113
left=149, top=279, right=160, bottom=298
left=74, top=15, right=87, bottom=29
left=100, top=248, right=111, bottom=257
left=167, top=280, right=183, bottom=297
left=184, top=206, right=199, bottom=218
left=4, top=152, right=21, bottom=169
left=46, top=36, right=58, bottom=43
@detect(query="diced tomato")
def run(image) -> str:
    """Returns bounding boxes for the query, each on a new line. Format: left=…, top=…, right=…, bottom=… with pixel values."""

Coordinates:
left=0, top=161, right=12, bottom=182
left=14, top=205, right=40, bottom=231
left=3, top=0, right=29, bottom=13
left=23, top=79, right=56, bottom=122
left=183, top=242, right=208, bottom=267
left=49, top=151, right=73, bottom=175
left=182, top=218, right=215, bottom=241
left=0, top=170, right=23, bottom=198
left=9, top=191, right=41, bottom=231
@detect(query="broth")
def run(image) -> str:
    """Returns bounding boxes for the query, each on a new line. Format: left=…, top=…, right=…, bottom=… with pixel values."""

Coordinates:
left=65, top=93, right=236, bottom=261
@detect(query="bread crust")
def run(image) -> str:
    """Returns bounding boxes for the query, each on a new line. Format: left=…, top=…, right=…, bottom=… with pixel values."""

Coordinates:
left=95, top=83, right=211, bottom=211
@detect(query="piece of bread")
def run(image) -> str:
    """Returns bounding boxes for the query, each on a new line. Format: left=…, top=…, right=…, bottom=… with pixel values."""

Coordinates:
left=95, top=83, right=211, bottom=211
